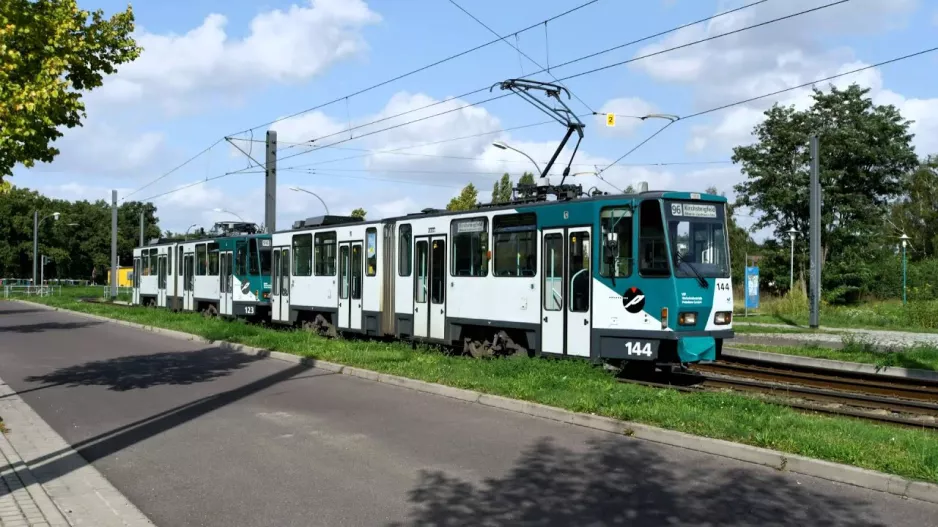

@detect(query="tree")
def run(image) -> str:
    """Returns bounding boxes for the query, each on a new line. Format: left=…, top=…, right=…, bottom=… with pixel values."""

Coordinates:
left=0, top=1, right=141, bottom=187
left=447, top=183, right=479, bottom=211
left=350, top=208, right=366, bottom=219
left=889, top=155, right=938, bottom=259
left=491, top=173, right=513, bottom=204
left=705, top=186, right=755, bottom=285
left=733, top=84, right=918, bottom=266
left=516, top=171, right=536, bottom=199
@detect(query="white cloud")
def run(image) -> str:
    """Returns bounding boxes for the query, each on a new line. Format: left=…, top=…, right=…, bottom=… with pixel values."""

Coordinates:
left=98, top=0, right=381, bottom=111
left=597, top=97, right=658, bottom=136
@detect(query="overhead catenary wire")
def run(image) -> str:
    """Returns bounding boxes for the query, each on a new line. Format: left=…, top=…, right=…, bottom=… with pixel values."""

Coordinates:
left=279, top=0, right=836, bottom=162
left=137, top=44, right=938, bottom=204
left=233, top=0, right=602, bottom=137
left=598, top=44, right=938, bottom=173
left=132, top=0, right=772, bottom=199
left=446, top=0, right=596, bottom=113
left=138, top=1, right=917, bottom=204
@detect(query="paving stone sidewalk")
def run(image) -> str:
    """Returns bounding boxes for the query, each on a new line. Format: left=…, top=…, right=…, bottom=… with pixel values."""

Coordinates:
left=0, top=375, right=153, bottom=527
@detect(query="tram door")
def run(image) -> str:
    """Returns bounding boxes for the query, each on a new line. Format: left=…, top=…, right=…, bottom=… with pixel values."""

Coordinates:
left=157, top=254, right=168, bottom=307
left=132, top=257, right=141, bottom=305
left=540, top=227, right=592, bottom=357
left=219, top=250, right=233, bottom=316
left=183, top=253, right=195, bottom=311
left=413, top=235, right=446, bottom=340
left=271, top=248, right=289, bottom=323
left=337, top=242, right=363, bottom=331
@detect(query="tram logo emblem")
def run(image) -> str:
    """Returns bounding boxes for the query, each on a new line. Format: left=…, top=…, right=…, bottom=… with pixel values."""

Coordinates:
left=622, top=287, right=646, bottom=313
left=241, top=281, right=251, bottom=295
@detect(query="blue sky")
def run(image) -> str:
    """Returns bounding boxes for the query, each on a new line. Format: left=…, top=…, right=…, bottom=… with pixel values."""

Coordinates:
left=13, top=0, right=938, bottom=237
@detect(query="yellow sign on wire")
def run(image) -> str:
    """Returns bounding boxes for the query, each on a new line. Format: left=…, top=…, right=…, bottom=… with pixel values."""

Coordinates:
left=606, top=113, right=616, bottom=127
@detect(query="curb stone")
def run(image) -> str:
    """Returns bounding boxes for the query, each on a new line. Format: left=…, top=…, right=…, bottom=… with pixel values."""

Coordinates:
left=12, top=299, right=938, bottom=505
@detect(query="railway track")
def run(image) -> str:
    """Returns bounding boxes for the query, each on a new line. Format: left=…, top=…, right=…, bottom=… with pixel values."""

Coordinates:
left=618, top=358, right=938, bottom=430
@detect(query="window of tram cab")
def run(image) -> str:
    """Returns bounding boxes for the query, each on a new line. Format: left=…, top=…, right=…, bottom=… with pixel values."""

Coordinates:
left=638, top=201, right=670, bottom=277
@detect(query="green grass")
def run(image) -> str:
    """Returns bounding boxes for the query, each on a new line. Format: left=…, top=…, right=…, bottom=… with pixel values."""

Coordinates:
left=11, top=290, right=938, bottom=485
left=731, top=324, right=839, bottom=335
left=735, top=291, right=938, bottom=333
left=729, top=336, right=938, bottom=372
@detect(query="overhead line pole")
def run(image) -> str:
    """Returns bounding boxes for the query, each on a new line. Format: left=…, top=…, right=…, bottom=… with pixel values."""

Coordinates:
left=809, top=136, right=821, bottom=328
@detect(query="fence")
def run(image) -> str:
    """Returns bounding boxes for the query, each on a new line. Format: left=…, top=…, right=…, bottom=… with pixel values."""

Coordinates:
left=3, top=285, right=61, bottom=298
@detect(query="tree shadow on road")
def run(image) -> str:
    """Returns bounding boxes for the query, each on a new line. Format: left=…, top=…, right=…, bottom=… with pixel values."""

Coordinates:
left=390, top=437, right=887, bottom=527
left=24, top=348, right=263, bottom=392
left=0, top=308, right=46, bottom=316
left=0, top=320, right=101, bottom=333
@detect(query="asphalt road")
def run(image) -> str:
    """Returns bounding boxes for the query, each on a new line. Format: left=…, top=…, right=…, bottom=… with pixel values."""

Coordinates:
left=0, top=302, right=936, bottom=527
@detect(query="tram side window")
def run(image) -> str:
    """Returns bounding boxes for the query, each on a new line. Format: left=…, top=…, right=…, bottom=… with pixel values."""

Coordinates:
left=293, top=234, right=312, bottom=276
left=451, top=218, right=488, bottom=277
left=493, top=213, right=536, bottom=277
left=600, top=207, right=634, bottom=278
left=236, top=241, right=248, bottom=276
left=366, top=227, right=377, bottom=277
left=639, top=201, right=670, bottom=277
left=257, top=239, right=272, bottom=275
left=177, top=246, right=183, bottom=275
left=208, top=242, right=219, bottom=276
left=398, top=224, right=412, bottom=277
left=148, top=249, right=158, bottom=276
left=142, top=251, right=150, bottom=276
left=167, top=249, right=172, bottom=276
left=195, top=244, right=207, bottom=275
left=314, top=232, right=337, bottom=276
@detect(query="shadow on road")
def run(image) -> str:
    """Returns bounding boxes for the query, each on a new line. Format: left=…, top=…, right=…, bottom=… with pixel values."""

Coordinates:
left=4, top=354, right=317, bottom=499
left=390, top=437, right=886, bottom=527
left=0, top=308, right=46, bottom=316
left=24, top=348, right=263, bottom=392
left=0, top=321, right=101, bottom=334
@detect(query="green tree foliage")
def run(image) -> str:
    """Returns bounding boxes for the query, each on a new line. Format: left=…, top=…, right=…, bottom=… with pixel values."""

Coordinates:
left=705, top=186, right=755, bottom=284
left=491, top=173, right=512, bottom=204
left=0, top=186, right=160, bottom=281
left=516, top=171, right=536, bottom=199
left=732, top=84, right=918, bottom=303
left=889, top=155, right=938, bottom=259
left=446, top=183, right=478, bottom=211
left=0, top=1, right=141, bottom=187
left=733, top=84, right=917, bottom=265
left=351, top=208, right=366, bottom=219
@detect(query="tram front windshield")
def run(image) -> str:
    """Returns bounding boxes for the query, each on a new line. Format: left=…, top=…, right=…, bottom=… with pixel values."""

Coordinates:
left=664, top=201, right=730, bottom=279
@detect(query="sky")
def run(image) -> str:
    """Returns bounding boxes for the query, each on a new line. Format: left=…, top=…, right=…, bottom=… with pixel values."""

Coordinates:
left=11, top=0, right=938, bottom=238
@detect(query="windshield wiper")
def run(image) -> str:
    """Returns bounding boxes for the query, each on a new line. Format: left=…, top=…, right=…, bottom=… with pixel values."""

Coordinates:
left=674, top=252, right=708, bottom=288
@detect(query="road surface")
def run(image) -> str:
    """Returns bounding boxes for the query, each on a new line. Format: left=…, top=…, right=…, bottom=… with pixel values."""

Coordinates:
left=0, top=301, right=935, bottom=526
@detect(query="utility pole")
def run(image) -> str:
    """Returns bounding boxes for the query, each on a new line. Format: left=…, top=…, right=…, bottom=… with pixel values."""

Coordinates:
left=32, top=210, right=38, bottom=286
left=111, top=190, right=118, bottom=299
left=809, top=136, right=821, bottom=328
left=265, top=130, right=277, bottom=233
left=139, top=211, right=145, bottom=246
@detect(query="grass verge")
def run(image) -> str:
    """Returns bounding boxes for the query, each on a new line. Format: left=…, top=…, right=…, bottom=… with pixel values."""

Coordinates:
left=728, top=337, right=938, bottom=372
left=11, top=291, right=938, bottom=485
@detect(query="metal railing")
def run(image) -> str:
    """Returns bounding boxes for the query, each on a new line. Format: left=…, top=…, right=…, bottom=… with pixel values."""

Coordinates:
left=3, top=285, right=61, bottom=298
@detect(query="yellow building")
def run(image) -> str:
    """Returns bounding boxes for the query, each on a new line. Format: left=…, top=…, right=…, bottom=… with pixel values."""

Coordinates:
left=108, top=267, right=134, bottom=288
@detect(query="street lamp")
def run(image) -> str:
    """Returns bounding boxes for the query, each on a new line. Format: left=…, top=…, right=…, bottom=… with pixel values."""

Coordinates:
left=213, top=208, right=245, bottom=222
left=289, top=186, right=330, bottom=215
left=492, top=141, right=543, bottom=178
left=33, top=211, right=60, bottom=287
left=184, top=223, right=198, bottom=240
left=900, top=233, right=910, bottom=305
left=787, top=228, right=798, bottom=293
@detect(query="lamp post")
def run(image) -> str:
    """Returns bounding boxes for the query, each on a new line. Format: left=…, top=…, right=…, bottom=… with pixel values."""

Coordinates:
left=900, top=233, right=909, bottom=305
left=213, top=208, right=246, bottom=222
left=184, top=224, right=198, bottom=240
left=33, top=211, right=60, bottom=287
left=492, top=141, right=543, bottom=178
left=289, top=186, right=330, bottom=215
left=787, top=228, right=798, bottom=293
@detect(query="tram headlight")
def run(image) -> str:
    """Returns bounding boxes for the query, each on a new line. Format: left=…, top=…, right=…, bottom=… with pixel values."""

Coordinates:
left=714, top=311, right=732, bottom=325
left=678, top=312, right=697, bottom=326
